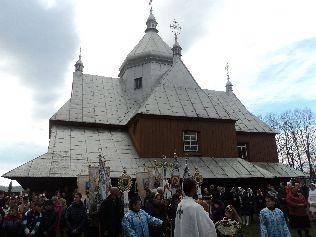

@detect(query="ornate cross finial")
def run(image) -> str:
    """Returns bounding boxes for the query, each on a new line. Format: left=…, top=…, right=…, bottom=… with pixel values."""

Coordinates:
left=225, top=62, right=230, bottom=81
left=149, top=0, right=153, bottom=13
left=170, top=19, right=182, bottom=40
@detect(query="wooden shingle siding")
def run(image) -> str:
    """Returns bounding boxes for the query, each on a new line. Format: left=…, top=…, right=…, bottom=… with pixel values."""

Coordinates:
left=128, top=116, right=238, bottom=158
left=236, top=132, right=278, bottom=162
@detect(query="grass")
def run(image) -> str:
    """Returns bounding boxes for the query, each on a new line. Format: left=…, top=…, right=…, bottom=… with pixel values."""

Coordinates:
left=243, top=216, right=316, bottom=237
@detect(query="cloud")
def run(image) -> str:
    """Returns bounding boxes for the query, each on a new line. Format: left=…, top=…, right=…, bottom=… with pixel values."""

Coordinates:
left=157, top=0, right=219, bottom=51
left=0, top=0, right=79, bottom=119
left=250, top=98, right=316, bottom=116
left=245, top=38, right=316, bottom=108
left=0, top=142, right=46, bottom=186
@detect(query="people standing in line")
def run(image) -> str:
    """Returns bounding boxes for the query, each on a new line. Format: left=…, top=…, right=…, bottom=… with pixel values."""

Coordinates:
left=2, top=205, right=22, bottom=237
left=174, top=178, right=217, bottom=237
left=22, top=201, right=42, bottom=237
left=228, top=187, right=240, bottom=214
left=40, top=200, right=56, bottom=237
left=240, top=188, right=251, bottom=225
left=122, top=195, right=163, bottom=237
left=99, top=187, right=124, bottom=237
left=286, top=184, right=311, bottom=237
left=208, top=197, right=223, bottom=223
left=255, top=189, right=265, bottom=215
left=277, top=183, right=287, bottom=216
left=147, top=192, right=168, bottom=237
left=259, top=192, right=290, bottom=237
left=308, top=183, right=316, bottom=224
left=19, top=196, right=30, bottom=216
left=64, top=193, right=87, bottom=237
left=52, top=191, right=67, bottom=237
left=168, top=193, right=182, bottom=234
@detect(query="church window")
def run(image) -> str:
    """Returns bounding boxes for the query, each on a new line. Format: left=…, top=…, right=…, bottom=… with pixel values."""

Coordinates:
left=183, top=131, right=199, bottom=152
left=237, top=143, right=248, bottom=159
left=134, top=77, right=142, bottom=89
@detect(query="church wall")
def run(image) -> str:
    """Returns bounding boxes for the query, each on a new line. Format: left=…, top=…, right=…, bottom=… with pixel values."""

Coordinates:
left=121, top=61, right=171, bottom=104
left=128, top=116, right=238, bottom=158
left=236, top=132, right=278, bottom=162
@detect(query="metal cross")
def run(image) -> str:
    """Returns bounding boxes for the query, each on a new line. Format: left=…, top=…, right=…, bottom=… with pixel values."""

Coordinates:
left=225, top=62, right=230, bottom=81
left=149, top=0, right=153, bottom=13
left=170, top=19, right=182, bottom=38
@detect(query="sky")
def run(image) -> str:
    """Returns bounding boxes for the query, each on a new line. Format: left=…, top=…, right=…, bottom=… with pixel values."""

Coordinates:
left=0, top=0, right=315, bottom=186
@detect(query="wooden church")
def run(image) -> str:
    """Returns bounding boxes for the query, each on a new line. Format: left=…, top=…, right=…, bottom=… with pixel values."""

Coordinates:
left=3, top=8, right=305, bottom=190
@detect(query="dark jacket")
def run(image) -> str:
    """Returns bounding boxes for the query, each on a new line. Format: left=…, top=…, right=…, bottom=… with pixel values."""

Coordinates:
left=3, top=214, right=22, bottom=237
left=40, top=209, right=57, bottom=234
left=65, top=201, right=87, bottom=233
left=99, top=196, right=124, bottom=237
left=240, top=192, right=254, bottom=215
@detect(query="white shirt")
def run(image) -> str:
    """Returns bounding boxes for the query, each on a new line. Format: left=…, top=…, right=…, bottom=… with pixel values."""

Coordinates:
left=174, top=196, right=217, bottom=237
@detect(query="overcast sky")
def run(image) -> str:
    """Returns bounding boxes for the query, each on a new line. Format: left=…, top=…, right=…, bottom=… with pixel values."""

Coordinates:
left=0, top=0, right=315, bottom=186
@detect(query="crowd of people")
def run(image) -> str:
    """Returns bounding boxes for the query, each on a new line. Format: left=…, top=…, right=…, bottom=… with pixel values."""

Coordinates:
left=0, top=180, right=315, bottom=237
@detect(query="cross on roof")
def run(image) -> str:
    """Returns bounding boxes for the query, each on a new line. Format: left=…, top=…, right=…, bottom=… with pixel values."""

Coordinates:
left=170, top=19, right=182, bottom=38
left=149, top=0, right=153, bottom=13
left=225, top=62, right=230, bottom=81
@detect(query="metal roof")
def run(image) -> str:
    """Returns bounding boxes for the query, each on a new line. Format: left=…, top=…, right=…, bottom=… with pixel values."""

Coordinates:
left=204, top=90, right=276, bottom=133
left=123, top=31, right=172, bottom=63
left=50, top=74, right=139, bottom=125
left=253, top=162, right=307, bottom=177
left=50, top=68, right=274, bottom=133
left=4, top=125, right=294, bottom=179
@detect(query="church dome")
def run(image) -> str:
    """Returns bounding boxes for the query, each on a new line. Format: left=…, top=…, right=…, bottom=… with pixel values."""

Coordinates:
left=119, top=9, right=173, bottom=75
left=125, top=32, right=172, bottom=61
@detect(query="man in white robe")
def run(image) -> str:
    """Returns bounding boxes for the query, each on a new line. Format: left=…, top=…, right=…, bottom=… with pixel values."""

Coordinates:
left=174, top=178, right=217, bottom=237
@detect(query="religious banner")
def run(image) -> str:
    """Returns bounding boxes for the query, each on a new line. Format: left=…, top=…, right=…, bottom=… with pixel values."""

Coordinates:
left=170, top=175, right=180, bottom=191
left=193, top=167, right=203, bottom=199
left=99, top=157, right=111, bottom=201
left=136, top=171, right=151, bottom=200
left=88, top=166, right=100, bottom=210
left=152, top=160, right=163, bottom=188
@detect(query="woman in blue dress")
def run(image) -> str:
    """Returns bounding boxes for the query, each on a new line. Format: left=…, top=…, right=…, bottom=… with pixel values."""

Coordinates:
left=259, top=192, right=291, bottom=237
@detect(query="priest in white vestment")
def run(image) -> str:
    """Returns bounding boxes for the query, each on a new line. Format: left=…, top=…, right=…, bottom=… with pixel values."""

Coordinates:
left=174, top=178, right=217, bottom=237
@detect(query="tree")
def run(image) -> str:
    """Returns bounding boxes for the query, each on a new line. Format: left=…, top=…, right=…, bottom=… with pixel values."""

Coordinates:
left=8, top=181, right=12, bottom=194
left=262, top=108, right=316, bottom=178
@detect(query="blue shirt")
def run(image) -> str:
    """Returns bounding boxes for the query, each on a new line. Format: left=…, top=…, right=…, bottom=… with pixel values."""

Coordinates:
left=122, top=209, right=163, bottom=237
left=259, top=207, right=291, bottom=237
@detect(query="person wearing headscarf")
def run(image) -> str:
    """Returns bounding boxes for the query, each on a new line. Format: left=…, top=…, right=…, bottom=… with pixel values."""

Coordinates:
left=215, top=205, right=242, bottom=237
left=308, top=183, right=316, bottom=223
left=286, top=183, right=311, bottom=237
left=259, top=192, right=290, bottom=237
